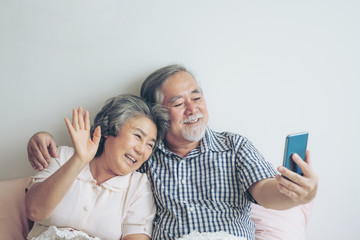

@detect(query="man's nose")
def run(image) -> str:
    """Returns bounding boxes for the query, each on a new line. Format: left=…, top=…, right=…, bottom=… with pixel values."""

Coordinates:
left=185, top=101, right=196, bottom=115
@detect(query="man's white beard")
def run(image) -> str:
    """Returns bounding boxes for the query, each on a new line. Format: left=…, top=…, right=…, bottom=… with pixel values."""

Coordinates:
left=181, top=123, right=206, bottom=142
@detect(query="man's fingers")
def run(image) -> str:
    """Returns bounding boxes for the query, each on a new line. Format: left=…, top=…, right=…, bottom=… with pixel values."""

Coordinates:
left=276, top=173, right=304, bottom=192
left=305, top=150, right=311, bottom=164
left=30, top=145, right=48, bottom=169
left=292, top=152, right=312, bottom=177
left=277, top=166, right=302, bottom=184
left=39, top=141, right=52, bottom=163
left=27, top=147, right=37, bottom=170
left=277, top=183, right=301, bottom=202
left=27, top=141, right=36, bottom=169
left=276, top=174, right=309, bottom=202
left=32, top=158, right=44, bottom=170
left=277, top=150, right=318, bottom=204
left=48, top=140, right=58, bottom=158
left=27, top=131, right=57, bottom=170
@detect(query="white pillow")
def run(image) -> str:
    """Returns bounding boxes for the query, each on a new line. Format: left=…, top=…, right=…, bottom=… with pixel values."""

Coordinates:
left=176, top=230, right=246, bottom=240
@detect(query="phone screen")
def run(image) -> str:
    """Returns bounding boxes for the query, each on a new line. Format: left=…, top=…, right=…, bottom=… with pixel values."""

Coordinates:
left=282, top=132, right=308, bottom=175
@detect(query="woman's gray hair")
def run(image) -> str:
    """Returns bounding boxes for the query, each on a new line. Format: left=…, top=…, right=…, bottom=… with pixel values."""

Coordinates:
left=90, top=94, right=170, bottom=157
left=140, top=64, right=197, bottom=105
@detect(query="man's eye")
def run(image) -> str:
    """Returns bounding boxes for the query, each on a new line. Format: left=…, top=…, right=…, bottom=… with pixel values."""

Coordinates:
left=194, top=97, right=201, bottom=101
left=134, top=134, right=142, bottom=139
left=173, top=102, right=184, bottom=107
left=147, top=143, right=154, bottom=149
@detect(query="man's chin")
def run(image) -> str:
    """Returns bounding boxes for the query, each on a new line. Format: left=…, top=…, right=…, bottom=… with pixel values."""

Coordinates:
left=182, top=126, right=206, bottom=142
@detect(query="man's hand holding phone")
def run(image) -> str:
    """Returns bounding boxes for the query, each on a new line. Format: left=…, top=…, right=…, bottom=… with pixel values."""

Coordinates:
left=275, top=133, right=318, bottom=204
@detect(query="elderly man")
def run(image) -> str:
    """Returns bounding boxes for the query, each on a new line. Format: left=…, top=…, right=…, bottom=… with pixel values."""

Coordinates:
left=27, top=64, right=318, bottom=240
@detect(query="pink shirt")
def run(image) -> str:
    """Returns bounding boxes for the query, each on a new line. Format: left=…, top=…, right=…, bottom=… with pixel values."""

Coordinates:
left=27, top=146, right=155, bottom=240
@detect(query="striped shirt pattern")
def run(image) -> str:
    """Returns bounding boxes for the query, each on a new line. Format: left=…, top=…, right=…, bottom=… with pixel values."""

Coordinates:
left=139, top=128, right=277, bottom=240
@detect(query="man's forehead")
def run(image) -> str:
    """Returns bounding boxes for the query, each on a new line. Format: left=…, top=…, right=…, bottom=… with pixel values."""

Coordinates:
left=160, top=72, right=201, bottom=100
left=163, top=79, right=200, bottom=93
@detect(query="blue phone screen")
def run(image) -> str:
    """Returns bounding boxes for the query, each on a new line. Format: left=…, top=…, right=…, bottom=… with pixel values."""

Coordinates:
left=283, top=132, right=308, bottom=175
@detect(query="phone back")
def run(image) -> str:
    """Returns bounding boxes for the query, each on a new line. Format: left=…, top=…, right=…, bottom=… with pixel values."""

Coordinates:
left=283, top=132, right=308, bottom=175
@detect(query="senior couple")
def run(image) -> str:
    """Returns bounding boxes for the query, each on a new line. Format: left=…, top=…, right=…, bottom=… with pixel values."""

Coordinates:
left=26, top=64, right=318, bottom=240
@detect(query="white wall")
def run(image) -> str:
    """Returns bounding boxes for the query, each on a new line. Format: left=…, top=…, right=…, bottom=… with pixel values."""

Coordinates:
left=1, top=0, right=359, bottom=239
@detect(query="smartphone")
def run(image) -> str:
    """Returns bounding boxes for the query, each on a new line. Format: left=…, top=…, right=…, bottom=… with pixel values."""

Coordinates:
left=282, top=132, right=308, bottom=175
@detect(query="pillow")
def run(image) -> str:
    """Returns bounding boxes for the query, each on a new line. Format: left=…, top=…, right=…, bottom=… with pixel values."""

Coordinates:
left=251, top=202, right=313, bottom=240
left=0, top=178, right=30, bottom=239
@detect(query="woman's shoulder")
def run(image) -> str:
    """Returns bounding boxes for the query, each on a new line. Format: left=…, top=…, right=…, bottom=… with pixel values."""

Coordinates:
left=128, top=172, right=151, bottom=189
left=55, top=146, right=75, bottom=165
left=130, top=171, right=149, bottom=182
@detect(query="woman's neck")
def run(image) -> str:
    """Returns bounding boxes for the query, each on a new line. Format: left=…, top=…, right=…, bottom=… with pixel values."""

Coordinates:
left=89, top=157, right=116, bottom=185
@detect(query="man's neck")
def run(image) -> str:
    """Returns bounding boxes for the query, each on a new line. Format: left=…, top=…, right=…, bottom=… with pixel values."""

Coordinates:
left=164, top=138, right=201, bottom=158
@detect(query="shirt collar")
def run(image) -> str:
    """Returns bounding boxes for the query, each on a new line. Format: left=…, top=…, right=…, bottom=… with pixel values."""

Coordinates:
left=200, top=127, right=232, bottom=152
left=156, top=127, right=232, bottom=157
left=77, top=164, right=132, bottom=192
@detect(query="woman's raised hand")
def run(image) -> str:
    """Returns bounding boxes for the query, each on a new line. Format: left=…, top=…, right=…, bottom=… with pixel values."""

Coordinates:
left=64, top=107, right=101, bottom=163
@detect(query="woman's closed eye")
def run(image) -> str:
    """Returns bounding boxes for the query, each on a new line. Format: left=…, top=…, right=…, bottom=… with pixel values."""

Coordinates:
left=147, top=143, right=155, bottom=149
left=133, top=133, right=154, bottom=149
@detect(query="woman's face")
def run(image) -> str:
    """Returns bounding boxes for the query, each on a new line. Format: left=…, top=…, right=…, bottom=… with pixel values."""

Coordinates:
left=102, top=116, right=157, bottom=176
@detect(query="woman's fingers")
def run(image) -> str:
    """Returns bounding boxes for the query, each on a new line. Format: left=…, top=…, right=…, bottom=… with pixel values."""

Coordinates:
left=92, top=126, right=101, bottom=146
left=66, top=107, right=93, bottom=141
left=64, top=118, right=75, bottom=138
left=69, top=107, right=89, bottom=131
left=65, top=107, right=93, bottom=140
left=72, top=108, right=79, bottom=131
left=78, top=107, right=84, bottom=130
left=84, top=110, right=90, bottom=130
left=65, top=107, right=98, bottom=162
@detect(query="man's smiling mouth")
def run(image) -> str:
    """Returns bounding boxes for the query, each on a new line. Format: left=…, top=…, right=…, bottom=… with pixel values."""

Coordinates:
left=184, top=118, right=199, bottom=124
left=183, top=114, right=203, bottom=124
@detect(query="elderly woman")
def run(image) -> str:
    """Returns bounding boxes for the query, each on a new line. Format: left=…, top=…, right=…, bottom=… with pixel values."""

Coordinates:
left=25, top=94, right=169, bottom=240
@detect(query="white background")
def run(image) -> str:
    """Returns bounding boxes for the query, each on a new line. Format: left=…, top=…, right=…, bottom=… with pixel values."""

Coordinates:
left=1, top=1, right=359, bottom=239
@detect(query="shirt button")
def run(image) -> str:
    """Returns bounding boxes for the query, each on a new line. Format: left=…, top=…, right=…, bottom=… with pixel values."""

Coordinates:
left=181, top=178, right=186, bottom=184
left=189, top=207, right=195, bottom=212
left=83, top=207, right=88, bottom=212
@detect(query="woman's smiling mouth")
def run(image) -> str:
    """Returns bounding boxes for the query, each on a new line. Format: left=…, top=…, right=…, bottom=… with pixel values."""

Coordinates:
left=125, top=154, right=137, bottom=163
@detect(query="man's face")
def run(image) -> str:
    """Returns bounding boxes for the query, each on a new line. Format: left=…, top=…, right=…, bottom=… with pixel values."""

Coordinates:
left=160, top=71, right=209, bottom=144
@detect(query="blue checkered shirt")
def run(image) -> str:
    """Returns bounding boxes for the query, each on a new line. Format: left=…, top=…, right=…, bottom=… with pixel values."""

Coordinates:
left=139, top=128, right=276, bottom=240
